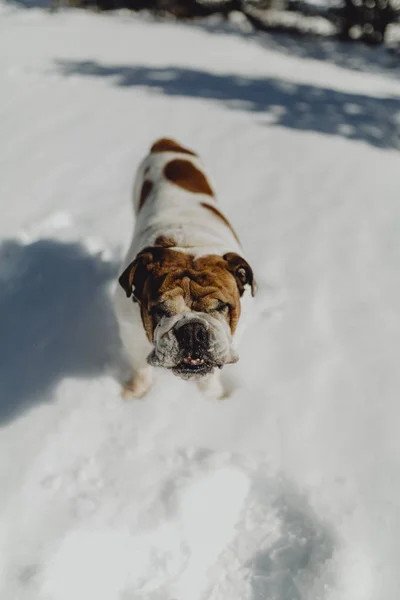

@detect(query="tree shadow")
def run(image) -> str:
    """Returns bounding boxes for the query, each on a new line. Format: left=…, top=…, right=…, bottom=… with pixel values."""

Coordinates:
left=6, top=0, right=50, bottom=7
left=56, top=60, right=400, bottom=149
left=0, top=238, right=123, bottom=424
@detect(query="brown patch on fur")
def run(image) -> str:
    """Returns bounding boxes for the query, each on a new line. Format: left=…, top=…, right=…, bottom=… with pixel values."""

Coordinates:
left=164, top=159, right=214, bottom=196
left=151, top=138, right=197, bottom=156
left=147, top=252, right=241, bottom=338
left=138, top=180, right=153, bottom=211
left=118, top=248, right=255, bottom=341
left=154, top=235, right=177, bottom=248
left=201, top=202, right=240, bottom=244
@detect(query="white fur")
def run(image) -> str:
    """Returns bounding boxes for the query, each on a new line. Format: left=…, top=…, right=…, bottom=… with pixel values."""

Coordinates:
left=114, top=142, right=253, bottom=399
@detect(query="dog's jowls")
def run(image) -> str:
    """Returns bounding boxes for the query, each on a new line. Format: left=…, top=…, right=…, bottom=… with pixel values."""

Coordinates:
left=114, top=137, right=256, bottom=399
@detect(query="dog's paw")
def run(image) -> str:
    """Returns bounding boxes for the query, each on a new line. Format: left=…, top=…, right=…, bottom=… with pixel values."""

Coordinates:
left=121, top=367, right=152, bottom=400
left=197, top=371, right=226, bottom=400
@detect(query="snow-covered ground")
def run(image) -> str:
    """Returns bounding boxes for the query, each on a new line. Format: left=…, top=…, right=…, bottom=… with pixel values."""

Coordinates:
left=1, top=4, right=400, bottom=599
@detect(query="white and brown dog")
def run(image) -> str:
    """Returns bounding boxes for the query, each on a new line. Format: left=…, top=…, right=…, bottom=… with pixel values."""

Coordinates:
left=115, top=138, right=256, bottom=399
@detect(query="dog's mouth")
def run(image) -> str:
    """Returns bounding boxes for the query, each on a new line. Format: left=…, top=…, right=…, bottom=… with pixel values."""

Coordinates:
left=172, top=355, right=218, bottom=378
left=182, top=356, right=205, bottom=367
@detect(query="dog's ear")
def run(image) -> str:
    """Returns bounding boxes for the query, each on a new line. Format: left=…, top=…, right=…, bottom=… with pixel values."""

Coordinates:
left=118, top=249, right=155, bottom=302
left=223, top=252, right=256, bottom=297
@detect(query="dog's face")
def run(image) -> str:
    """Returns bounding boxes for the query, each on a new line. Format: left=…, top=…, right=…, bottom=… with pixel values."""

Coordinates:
left=119, top=247, right=255, bottom=380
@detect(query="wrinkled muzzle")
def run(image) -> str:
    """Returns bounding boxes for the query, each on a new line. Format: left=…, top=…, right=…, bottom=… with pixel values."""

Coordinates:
left=147, top=313, right=238, bottom=380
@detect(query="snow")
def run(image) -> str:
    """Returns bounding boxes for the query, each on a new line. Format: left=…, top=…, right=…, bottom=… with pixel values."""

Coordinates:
left=1, top=3, right=400, bottom=599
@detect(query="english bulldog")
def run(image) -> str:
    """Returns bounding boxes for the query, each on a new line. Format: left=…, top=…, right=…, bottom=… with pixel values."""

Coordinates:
left=115, top=138, right=256, bottom=399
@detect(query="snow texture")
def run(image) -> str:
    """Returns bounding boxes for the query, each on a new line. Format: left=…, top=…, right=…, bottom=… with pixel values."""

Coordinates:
left=1, top=4, right=400, bottom=600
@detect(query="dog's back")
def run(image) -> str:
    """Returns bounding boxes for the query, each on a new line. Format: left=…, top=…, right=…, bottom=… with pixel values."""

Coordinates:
left=130, top=138, right=241, bottom=257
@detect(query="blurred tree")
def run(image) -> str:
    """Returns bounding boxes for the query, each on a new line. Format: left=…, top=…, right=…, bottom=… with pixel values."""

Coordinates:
left=64, top=0, right=400, bottom=45
left=334, top=0, right=396, bottom=43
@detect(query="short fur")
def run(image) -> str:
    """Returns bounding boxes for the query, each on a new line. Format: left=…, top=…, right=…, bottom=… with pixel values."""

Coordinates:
left=115, top=138, right=256, bottom=398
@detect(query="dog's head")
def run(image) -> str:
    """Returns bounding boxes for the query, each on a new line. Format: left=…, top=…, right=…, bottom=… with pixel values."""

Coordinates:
left=118, top=247, right=255, bottom=379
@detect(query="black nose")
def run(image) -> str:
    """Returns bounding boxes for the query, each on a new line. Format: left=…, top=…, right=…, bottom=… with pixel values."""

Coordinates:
left=175, top=321, right=208, bottom=355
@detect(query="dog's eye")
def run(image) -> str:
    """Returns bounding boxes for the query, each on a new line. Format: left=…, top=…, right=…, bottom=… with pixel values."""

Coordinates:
left=215, top=301, right=230, bottom=313
left=151, top=305, right=171, bottom=320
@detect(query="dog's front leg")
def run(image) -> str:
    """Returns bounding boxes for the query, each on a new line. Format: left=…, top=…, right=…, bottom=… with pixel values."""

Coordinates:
left=122, top=364, right=153, bottom=400
left=117, top=304, right=153, bottom=400
left=197, top=369, right=225, bottom=399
